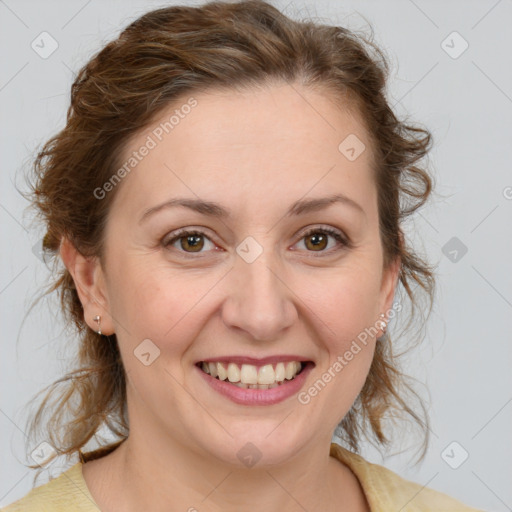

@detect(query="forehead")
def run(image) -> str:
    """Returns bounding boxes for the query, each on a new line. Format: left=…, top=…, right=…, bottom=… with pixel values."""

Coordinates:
left=109, top=83, right=376, bottom=222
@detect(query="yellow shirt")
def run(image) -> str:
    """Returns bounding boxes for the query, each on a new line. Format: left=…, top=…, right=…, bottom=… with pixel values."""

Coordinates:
left=1, top=443, right=483, bottom=511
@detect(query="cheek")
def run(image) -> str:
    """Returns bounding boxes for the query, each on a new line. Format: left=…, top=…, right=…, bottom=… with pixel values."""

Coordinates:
left=296, top=261, right=382, bottom=342
left=291, top=269, right=380, bottom=426
left=106, top=259, right=170, bottom=337
left=107, top=258, right=218, bottom=352
left=293, top=262, right=381, bottom=380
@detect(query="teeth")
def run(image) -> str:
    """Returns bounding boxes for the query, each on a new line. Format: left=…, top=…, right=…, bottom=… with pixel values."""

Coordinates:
left=200, top=360, right=304, bottom=386
left=258, top=364, right=275, bottom=384
left=285, top=361, right=299, bottom=380
left=275, top=362, right=285, bottom=382
left=217, top=362, right=228, bottom=380
left=240, top=364, right=258, bottom=384
left=208, top=362, right=218, bottom=378
left=233, top=383, right=276, bottom=390
left=227, top=363, right=241, bottom=383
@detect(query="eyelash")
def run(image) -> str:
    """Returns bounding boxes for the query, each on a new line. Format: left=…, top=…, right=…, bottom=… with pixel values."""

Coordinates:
left=295, top=227, right=349, bottom=255
left=162, top=226, right=350, bottom=258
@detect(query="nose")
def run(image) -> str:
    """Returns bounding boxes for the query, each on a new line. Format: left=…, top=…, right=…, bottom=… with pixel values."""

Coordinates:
left=221, top=254, right=298, bottom=342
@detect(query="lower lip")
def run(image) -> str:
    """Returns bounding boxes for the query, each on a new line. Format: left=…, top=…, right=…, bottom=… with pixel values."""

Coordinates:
left=195, top=363, right=314, bottom=406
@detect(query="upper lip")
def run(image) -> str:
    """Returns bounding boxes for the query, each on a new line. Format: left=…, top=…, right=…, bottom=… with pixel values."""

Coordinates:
left=197, top=355, right=313, bottom=366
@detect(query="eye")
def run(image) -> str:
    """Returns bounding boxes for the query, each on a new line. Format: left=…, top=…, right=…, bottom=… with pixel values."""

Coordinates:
left=162, top=226, right=350, bottom=258
left=294, top=227, right=349, bottom=255
left=162, top=229, right=217, bottom=255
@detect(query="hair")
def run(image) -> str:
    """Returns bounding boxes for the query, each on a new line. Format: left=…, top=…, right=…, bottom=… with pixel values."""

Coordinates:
left=22, top=0, right=436, bottom=481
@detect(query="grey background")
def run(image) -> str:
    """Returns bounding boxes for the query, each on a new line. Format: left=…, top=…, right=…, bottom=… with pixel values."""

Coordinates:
left=1, top=0, right=511, bottom=510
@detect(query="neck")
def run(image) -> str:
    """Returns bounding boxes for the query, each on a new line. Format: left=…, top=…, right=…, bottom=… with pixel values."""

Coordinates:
left=99, top=426, right=361, bottom=512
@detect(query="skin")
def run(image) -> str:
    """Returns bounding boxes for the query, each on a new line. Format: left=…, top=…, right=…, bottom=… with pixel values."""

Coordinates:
left=61, top=82, right=401, bottom=512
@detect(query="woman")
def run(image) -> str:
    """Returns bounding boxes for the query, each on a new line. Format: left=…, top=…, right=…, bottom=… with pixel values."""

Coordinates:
left=2, top=1, right=483, bottom=510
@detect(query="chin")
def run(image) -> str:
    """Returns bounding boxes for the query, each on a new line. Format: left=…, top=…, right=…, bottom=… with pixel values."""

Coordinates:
left=198, top=421, right=314, bottom=468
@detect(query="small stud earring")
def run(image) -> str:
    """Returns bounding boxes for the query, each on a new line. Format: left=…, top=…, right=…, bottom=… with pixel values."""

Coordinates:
left=379, top=313, right=387, bottom=334
left=93, top=315, right=102, bottom=335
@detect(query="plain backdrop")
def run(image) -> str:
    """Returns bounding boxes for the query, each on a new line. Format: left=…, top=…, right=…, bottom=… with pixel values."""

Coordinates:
left=1, top=0, right=511, bottom=510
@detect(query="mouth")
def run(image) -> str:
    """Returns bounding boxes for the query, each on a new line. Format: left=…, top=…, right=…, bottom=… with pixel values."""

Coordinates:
left=195, top=360, right=310, bottom=390
left=194, top=358, right=315, bottom=405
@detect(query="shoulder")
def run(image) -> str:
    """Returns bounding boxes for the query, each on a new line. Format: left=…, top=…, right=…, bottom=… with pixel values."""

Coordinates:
left=330, top=443, right=485, bottom=511
left=1, top=463, right=98, bottom=512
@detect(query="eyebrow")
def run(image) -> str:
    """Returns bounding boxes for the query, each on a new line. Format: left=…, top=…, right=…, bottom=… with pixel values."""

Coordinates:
left=139, top=193, right=365, bottom=224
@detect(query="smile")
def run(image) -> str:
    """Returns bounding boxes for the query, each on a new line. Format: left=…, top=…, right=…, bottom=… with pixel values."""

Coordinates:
left=195, top=360, right=315, bottom=405
left=198, top=361, right=304, bottom=389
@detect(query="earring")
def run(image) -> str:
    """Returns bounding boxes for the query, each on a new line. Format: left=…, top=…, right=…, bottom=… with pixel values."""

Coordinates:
left=93, top=315, right=102, bottom=335
left=378, top=313, right=387, bottom=334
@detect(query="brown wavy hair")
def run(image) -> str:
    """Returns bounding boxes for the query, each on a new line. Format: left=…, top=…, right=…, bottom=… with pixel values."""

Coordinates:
left=21, top=0, right=436, bottom=481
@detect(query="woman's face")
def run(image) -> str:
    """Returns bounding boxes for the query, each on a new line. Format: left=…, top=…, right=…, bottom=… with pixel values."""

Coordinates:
left=78, top=83, right=400, bottom=466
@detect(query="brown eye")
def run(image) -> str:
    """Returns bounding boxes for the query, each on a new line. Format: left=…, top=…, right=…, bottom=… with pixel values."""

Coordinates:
left=163, top=230, right=216, bottom=255
left=180, top=233, right=204, bottom=252
left=304, top=232, right=328, bottom=251
left=296, top=227, right=349, bottom=255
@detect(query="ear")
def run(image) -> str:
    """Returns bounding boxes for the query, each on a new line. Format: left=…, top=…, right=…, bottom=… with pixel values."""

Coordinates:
left=377, top=230, right=403, bottom=336
left=59, top=237, right=115, bottom=336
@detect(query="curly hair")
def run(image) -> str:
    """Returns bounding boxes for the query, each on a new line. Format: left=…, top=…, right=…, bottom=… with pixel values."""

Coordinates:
left=21, top=0, right=436, bottom=481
